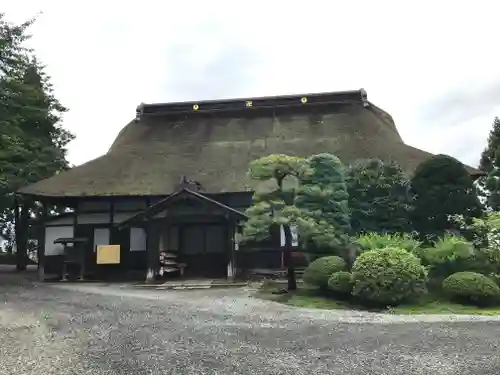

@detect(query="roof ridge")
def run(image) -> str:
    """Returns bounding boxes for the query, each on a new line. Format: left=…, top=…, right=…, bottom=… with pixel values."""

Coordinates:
left=136, top=89, right=369, bottom=120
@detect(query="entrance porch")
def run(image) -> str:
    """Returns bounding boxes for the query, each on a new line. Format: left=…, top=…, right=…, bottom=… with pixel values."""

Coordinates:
left=117, top=187, right=247, bottom=282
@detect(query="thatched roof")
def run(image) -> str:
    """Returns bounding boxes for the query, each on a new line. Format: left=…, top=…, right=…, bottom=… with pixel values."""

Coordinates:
left=18, top=89, right=481, bottom=198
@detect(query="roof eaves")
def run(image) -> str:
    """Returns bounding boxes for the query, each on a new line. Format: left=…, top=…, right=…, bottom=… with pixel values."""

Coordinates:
left=116, top=188, right=247, bottom=228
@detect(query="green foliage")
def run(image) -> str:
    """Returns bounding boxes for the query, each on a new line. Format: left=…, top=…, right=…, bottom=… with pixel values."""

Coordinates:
left=327, top=271, right=353, bottom=295
left=489, top=273, right=500, bottom=286
left=242, top=200, right=280, bottom=243
left=0, top=14, right=74, bottom=258
left=479, top=117, right=500, bottom=209
left=346, top=158, right=413, bottom=235
left=242, top=155, right=309, bottom=243
left=351, top=247, right=428, bottom=306
left=418, top=235, right=475, bottom=279
left=451, top=212, right=500, bottom=251
left=303, top=256, right=346, bottom=289
left=355, top=232, right=421, bottom=254
left=411, top=154, right=482, bottom=241
left=420, top=235, right=474, bottom=265
left=442, top=272, right=500, bottom=306
left=480, top=117, right=500, bottom=173
left=243, top=154, right=353, bottom=261
left=242, top=154, right=315, bottom=291
left=450, top=213, right=500, bottom=274
left=247, top=154, right=310, bottom=189
left=295, top=153, right=351, bottom=254
left=484, top=148, right=500, bottom=210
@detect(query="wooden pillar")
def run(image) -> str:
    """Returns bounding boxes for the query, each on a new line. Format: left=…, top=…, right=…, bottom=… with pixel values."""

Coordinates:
left=145, top=221, right=158, bottom=283
left=109, top=200, right=115, bottom=224
left=15, top=196, right=29, bottom=271
left=73, top=202, right=85, bottom=280
left=283, top=224, right=297, bottom=291
left=226, top=217, right=236, bottom=281
left=37, top=200, right=48, bottom=282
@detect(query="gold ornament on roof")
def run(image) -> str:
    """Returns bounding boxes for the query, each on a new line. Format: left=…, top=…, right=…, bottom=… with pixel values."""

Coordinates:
left=301, top=97, right=308, bottom=104
left=245, top=100, right=253, bottom=107
left=193, top=104, right=199, bottom=111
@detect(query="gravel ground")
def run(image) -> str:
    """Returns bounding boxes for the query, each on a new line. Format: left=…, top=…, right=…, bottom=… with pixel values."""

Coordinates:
left=1, top=268, right=500, bottom=374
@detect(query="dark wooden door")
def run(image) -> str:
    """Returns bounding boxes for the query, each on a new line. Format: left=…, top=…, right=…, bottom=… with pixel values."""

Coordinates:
left=179, top=224, right=228, bottom=278
left=74, top=224, right=95, bottom=277
left=111, top=227, right=132, bottom=270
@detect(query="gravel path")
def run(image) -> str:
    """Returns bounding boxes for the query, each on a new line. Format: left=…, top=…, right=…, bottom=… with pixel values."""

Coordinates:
left=1, top=269, right=500, bottom=374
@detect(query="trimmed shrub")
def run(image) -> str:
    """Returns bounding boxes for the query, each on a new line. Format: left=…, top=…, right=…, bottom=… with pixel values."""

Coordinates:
left=351, top=247, right=428, bottom=306
left=355, top=232, right=421, bottom=254
left=327, top=271, right=353, bottom=295
left=442, top=272, right=500, bottom=306
left=303, top=256, right=346, bottom=289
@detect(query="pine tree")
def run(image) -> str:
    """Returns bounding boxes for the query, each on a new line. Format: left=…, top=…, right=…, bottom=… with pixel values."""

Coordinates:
left=242, top=154, right=310, bottom=291
left=479, top=117, right=500, bottom=210
left=479, top=117, right=500, bottom=173
left=411, top=154, right=482, bottom=241
left=484, top=147, right=500, bottom=210
left=346, top=159, right=413, bottom=235
left=295, top=153, right=351, bottom=255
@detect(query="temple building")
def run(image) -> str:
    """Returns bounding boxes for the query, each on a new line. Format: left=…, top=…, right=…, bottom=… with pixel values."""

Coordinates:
left=16, top=89, right=480, bottom=281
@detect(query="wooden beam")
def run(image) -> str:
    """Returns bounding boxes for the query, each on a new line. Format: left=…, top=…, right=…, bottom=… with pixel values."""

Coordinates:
left=145, top=221, right=158, bottom=283
left=109, top=199, right=115, bottom=225
left=15, top=196, right=29, bottom=271
left=71, top=202, right=85, bottom=280
left=37, top=200, right=48, bottom=281
left=72, top=203, right=78, bottom=231
left=226, top=219, right=236, bottom=281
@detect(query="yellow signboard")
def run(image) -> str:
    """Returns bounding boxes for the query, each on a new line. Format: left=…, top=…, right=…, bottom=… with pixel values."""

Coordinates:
left=96, top=245, right=121, bottom=264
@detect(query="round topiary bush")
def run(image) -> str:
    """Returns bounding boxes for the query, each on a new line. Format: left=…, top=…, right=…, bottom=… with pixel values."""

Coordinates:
left=303, top=256, right=346, bottom=289
left=327, top=271, right=353, bottom=295
left=442, top=271, right=500, bottom=306
left=351, top=247, right=428, bottom=306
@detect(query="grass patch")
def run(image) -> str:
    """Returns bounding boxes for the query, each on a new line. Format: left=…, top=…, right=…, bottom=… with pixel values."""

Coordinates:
left=256, top=282, right=500, bottom=315
left=393, top=298, right=500, bottom=316
left=286, top=292, right=351, bottom=310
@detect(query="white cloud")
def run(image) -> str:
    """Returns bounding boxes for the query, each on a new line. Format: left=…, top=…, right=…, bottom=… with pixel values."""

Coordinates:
left=3, top=0, right=500, bottom=167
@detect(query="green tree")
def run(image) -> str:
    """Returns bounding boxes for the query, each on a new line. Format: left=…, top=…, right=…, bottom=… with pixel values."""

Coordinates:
left=411, top=154, right=482, bottom=241
left=346, top=158, right=413, bottom=234
left=242, top=154, right=310, bottom=291
left=483, top=147, right=500, bottom=210
left=0, top=14, right=74, bottom=269
left=479, top=117, right=500, bottom=209
left=295, top=153, right=351, bottom=255
left=479, top=117, right=500, bottom=173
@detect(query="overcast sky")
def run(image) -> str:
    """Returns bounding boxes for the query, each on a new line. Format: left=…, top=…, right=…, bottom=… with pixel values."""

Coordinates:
left=4, top=1, right=500, bottom=168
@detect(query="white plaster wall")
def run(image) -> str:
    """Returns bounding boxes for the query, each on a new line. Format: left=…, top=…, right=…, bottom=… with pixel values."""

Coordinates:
left=130, top=228, right=146, bottom=252
left=94, top=228, right=110, bottom=248
left=45, top=226, right=74, bottom=255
